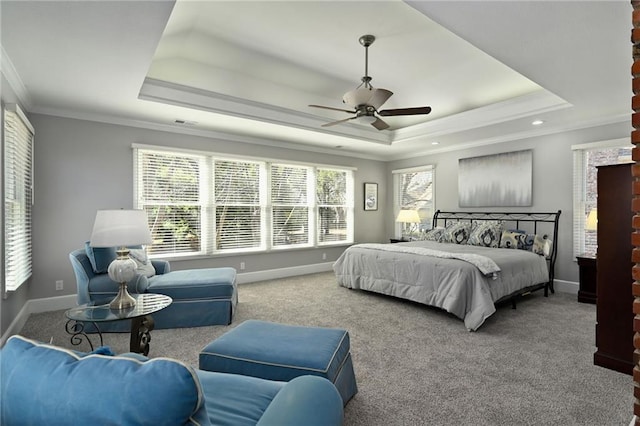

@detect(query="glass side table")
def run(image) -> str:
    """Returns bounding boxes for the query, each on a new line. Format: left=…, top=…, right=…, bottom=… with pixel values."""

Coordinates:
left=65, top=293, right=172, bottom=356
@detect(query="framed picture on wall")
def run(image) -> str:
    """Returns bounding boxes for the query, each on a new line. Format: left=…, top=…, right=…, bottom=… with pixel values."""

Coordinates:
left=364, top=182, right=378, bottom=211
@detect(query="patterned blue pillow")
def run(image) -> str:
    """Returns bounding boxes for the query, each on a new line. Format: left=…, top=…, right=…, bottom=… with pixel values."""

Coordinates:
left=420, top=227, right=445, bottom=242
left=442, top=222, right=471, bottom=244
left=467, top=222, right=503, bottom=248
left=500, top=231, right=533, bottom=250
left=500, top=231, right=550, bottom=256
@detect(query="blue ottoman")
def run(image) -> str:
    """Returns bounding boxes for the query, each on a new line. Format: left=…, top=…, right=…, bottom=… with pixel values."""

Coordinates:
left=147, top=267, right=238, bottom=329
left=199, top=320, right=357, bottom=405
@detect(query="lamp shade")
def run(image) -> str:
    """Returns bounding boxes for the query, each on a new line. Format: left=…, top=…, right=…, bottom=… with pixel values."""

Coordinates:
left=89, top=209, right=152, bottom=247
left=395, top=209, right=421, bottom=224
left=585, top=208, right=598, bottom=231
left=343, top=87, right=393, bottom=109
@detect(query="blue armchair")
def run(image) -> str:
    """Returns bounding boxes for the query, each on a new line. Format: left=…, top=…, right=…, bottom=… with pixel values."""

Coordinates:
left=69, top=245, right=238, bottom=331
left=1, top=335, right=344, bottom=426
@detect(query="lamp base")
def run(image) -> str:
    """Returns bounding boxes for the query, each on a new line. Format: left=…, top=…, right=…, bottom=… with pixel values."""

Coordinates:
left=109, top=282, right=136, bottom=310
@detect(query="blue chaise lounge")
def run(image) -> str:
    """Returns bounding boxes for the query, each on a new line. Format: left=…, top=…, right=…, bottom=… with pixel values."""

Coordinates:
left=69, top=244, right=237, bottom=331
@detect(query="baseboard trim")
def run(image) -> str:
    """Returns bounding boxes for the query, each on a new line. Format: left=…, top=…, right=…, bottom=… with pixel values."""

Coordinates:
left=1, top=294, right=77, bottom=346
left=236, top=262, right=334, bottom=284
left=553, top=279, right=578, bottom=295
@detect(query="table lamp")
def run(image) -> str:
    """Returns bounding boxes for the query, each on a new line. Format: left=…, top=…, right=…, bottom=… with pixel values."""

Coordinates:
left=395, top=209, right=421, bottom=239
left=89, top=209, right=152, bottom=310
left=585, top=208, right=598, bottom=231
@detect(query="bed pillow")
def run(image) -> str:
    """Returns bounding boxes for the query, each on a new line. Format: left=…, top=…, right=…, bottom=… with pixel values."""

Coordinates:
left=441, top=222, right=471, bottom=244
left=420, top=227, right=445, bottom=242
left=500, top=231, right=535, bottom=250
left=533, top=234, right=552, bottom=257
left=500, top=232, right=551, bottom=256
left=467, top=222, right=503, bottom=248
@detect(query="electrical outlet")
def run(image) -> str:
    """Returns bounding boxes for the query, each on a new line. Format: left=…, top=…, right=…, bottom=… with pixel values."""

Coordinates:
left=322, top=252, right=327, bottom=260
left=55, top=280, right=63, bottom=291
left=240, top=262, right=246, bottom=270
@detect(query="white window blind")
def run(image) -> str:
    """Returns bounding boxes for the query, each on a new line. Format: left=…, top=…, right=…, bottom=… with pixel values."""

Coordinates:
left=4, top=104, right=34, bottom=291
left=135, top=150, right=204, bottom=256
left=317, top=168, right=351, bottom=244
left=215, top=160, right=263, bottom=251
left=133, top=145, right=354, bottom=257
left=271, top=164, right=311, bottom=247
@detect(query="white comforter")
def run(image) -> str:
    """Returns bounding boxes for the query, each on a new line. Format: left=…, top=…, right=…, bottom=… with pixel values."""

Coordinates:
left=333, top=240, right=549, bottom=331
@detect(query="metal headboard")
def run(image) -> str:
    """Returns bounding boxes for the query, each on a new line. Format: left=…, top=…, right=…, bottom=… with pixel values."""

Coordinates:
left=432, top=210, right=562, bottom=291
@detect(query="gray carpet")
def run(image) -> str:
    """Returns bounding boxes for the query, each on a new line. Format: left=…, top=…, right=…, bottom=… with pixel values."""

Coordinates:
left=18, top=272, right=633, bottom=425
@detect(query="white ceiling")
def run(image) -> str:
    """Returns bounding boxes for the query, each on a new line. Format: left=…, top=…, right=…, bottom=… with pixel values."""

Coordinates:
left=0, top=1, right=631, bottom=161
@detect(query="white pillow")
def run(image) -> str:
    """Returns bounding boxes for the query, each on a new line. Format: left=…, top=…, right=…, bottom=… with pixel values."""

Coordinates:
left=128, top=248, right=155, bottom=277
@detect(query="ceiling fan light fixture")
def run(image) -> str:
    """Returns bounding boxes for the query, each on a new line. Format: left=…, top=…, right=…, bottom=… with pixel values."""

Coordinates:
left=358, top=115, right=378, bottom=124
left=343, top=87, right=393, bottom=109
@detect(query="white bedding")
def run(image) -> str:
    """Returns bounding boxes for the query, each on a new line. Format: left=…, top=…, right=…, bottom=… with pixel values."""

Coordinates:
left=333, top=240, right=549, bottom=331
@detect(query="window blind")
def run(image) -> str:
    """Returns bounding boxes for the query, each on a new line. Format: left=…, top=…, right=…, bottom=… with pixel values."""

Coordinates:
left=4, top=104, right=34, bottom=291
left=214, top=160, right=263, bottom=250
left=271, top=164, right=310, bottom=247
left=135, top=149, right=204, bottom=255
left=317, top=168, right=349, bottom=243
left=572, top=149, right=586, bottom=258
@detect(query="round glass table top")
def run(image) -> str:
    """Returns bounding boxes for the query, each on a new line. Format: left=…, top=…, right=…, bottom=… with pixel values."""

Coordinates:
left=65, top=293, right=172, bottom=322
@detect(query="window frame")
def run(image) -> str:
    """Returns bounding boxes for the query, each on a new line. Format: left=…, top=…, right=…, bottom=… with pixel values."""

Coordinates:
left=572, top=137, right=631, bottom=258
left=392, top=165, right=436, bottom=237
left=133, top=144, right=355, bottom=258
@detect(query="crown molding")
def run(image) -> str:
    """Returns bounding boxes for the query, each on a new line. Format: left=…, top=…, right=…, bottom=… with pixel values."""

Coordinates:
left=1, top=46, right=33, bottom=110
left=139, top=78, right=393, bottom=146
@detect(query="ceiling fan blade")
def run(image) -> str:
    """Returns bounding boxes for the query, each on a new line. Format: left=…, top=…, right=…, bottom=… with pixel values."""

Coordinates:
left=378, top=106, right=432, bottom=116
left=371, top=117, right=389, bottom=131
left=321, top=116, right=357, bottom=127
left=309, top=104, right=355, bottom=114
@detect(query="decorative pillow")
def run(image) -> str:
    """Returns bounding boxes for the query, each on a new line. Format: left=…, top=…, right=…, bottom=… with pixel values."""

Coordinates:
left=533, top=234, right=552, bottom=257
left=500, top=232, right=551, bottom=256
left=441, top=222, right=471, bottom=244
left=467, top=222, right=503, bottom=247
left=1, top=335, right=203, bottom=425
left=421, top=227, right=445, bottom=242
left=500, top=231, right=520, bottom=249
left=129, top=248, right=155, bottom=277
left=84, top=241, right=117, bottom=274
left=500, top=231, right=535, bottom=250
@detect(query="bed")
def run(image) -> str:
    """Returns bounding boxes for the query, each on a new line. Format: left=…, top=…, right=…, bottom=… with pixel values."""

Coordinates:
left=333, top=210, right=561, bottom=331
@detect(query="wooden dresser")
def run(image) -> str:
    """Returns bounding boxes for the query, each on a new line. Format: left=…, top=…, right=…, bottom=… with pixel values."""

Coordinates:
left=594, top=163, right=634, bottom=375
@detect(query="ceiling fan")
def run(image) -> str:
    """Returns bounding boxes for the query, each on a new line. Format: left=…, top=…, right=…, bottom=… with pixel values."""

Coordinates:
left=309, top=34, right=431, bottom=131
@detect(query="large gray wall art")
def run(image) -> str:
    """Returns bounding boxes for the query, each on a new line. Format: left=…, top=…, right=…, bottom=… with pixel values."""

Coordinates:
left=458, top=150, right=532, bottom=207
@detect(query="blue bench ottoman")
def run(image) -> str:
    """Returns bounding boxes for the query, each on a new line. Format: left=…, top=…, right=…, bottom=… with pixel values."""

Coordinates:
left=147, top=267, right=238, bottom=329
left=199, top=320, right=358, bottom=405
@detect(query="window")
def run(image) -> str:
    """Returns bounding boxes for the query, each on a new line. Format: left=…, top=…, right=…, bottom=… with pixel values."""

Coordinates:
left=572, top=139, right=631, bottom=257
left=392, top=165, right=435, bottom=235
left=134, top=145, right=354, bottom=257
left=3, top=104, right=34, bottom=291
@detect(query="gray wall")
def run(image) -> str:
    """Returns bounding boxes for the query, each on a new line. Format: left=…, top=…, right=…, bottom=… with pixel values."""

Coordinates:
left=386, top=121, right=630, bottom=283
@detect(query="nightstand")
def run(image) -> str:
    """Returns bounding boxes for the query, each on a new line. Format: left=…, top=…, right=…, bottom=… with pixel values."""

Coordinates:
left=576, top=253, right=596, bottom=304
